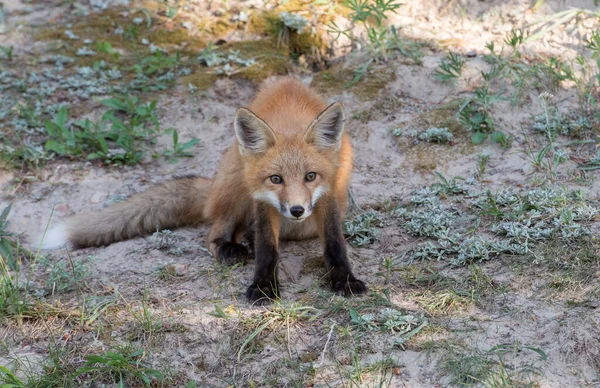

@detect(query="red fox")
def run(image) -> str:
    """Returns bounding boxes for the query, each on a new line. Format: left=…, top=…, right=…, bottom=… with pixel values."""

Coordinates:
left=40, top=77, right=367, bottom=304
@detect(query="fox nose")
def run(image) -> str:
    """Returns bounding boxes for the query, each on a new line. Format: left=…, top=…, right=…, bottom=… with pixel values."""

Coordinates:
left=290, top=206, right=305, bottom=218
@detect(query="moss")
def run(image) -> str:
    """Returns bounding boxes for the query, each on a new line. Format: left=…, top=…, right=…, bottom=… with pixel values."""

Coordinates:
left=34, top=9, right=141, bottom=50
left=250, top=5, right=331, bottom=67
left=224, top=40, right=292, bottom=82
left=179, top=70, right=217, bottom=91
left=149, top=26, right=197, bottom=46
left=198, top=18, right=234, bottom=39
left=311, top=62, right=396, bottom=101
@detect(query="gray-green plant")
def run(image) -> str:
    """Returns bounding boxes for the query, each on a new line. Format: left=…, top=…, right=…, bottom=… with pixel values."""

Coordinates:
left=344, top=210, right=385, bottom=246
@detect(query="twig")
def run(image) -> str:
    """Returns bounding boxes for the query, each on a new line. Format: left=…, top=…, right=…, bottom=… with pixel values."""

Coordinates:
left=313, top=322, right=335, bottom=368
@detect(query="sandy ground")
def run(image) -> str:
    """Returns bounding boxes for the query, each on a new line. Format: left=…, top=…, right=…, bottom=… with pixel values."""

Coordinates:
left=2, top=0, right=600, bottom=386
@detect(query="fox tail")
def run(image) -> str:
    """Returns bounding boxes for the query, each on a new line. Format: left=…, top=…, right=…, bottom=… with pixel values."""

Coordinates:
left=38, top=176, right=211, bottom=250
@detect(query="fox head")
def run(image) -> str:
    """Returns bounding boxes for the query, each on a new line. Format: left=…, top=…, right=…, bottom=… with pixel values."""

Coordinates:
left=234, top=102, right=345, bottom=222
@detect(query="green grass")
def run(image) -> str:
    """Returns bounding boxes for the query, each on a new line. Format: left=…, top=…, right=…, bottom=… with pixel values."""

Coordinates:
left=74, top=346, right=165, bottom=387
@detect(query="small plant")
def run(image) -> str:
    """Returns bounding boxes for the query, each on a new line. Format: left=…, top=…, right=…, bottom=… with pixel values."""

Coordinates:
left=455, top=86, right=497, bottom=144
left=133, top=51, right=180, bottom=76
left=0, top=45, right=13, bottom=60
left=163, top=129, right=200, bottom=163
left=0, top=251, right=31, bottom=321
left=476, top=151, right=491, bottom=179
left=349, top=307, right=427, bottom=346
left=44, top=256, right=92, bottom=293
left=44, top=106, right=83, bottom=157
left=198, top=44, right=256, bottom=75
left=432, top=341, right=546, bottom=386
left=431, top=172, right=468, bottom=196
left=75, top=347, right=164, bottom=386
left=344, top=210, right=385, bottom=246
left=328, top=0, right=422, bottom=85
left=0, top=205, right=33, bottom=270
left=418, top=127, right=453, bottom=144
left=434, top=52, right=466, bottom=84
left=96, top=41, right=119, bottom=59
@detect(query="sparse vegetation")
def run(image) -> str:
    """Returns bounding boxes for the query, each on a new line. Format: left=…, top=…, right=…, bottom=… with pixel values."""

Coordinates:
left=2, top=0, right=600, bottom=386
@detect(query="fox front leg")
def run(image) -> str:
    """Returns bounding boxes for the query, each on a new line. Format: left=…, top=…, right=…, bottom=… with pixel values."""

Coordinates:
left=246, top=202, right=281, bottom=305
left=317, top=196, right=367, bottom=296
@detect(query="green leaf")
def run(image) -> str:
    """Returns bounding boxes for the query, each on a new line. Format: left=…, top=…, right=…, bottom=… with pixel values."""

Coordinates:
left=180, top=138, right=200, bottom=151
left=56, top=106, right=68, bottom=128
left=172, top=129, right=178, bottom=146
left=490, top=131, right=506, bottom=143
left=101, top=98, right=127, bottom=111
left=471, top=131, right=487, bottom=144
left=45, top=139, right=66, bottom=155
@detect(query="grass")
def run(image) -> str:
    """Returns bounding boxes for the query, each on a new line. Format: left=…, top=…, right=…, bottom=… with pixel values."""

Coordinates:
left=428, top=341, right=547, bottom=387
left=74, top=346, right=165, bottom=387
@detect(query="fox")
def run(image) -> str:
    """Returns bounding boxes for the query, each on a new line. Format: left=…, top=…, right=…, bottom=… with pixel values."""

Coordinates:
left=39, top=77, right=367, bottom=304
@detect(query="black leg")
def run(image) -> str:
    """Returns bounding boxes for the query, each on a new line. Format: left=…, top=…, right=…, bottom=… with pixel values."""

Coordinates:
left=246, top=203, right=280, bottom=305
left=318, top=197, right=367, bottom=296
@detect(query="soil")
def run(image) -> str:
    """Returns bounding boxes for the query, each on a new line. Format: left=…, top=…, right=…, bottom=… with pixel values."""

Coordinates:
left=2, top=0, right=600, bottom=386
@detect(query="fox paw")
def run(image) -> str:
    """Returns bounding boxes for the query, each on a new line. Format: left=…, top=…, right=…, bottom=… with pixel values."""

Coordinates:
left=331, top=271, right=367, bottom=297
left=218, top=242, right=249, bottom=265
left=246, top=281, right=279, bottom=305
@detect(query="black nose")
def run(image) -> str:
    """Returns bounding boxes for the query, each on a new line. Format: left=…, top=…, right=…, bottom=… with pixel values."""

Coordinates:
left=290, top=206, right=305, bottom=218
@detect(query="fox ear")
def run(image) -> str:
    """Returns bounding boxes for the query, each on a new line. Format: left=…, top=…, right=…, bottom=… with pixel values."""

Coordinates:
left=234, top=108, right=277, bottom=155
left=305, top=102, right=346, bottom=150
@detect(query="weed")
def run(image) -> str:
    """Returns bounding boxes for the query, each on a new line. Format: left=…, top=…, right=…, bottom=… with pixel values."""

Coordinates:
left=344, top=210, right=386, bottom=246
left=198, top=43, right=256, bottom=76
left=434, top=52, right=466, bottom=84
left=400, top=178, right=597, bottom=266
left=127, top=286, right=178, bottom=342
left=454, top=86, right=507, bottom=145
left=476, top=151, right=492, bottom=179
left=329, top=0, right=422, bottom=85
left=349, top=307, right=427, bottom=346
left=162, top=128, right=200, bottom=163
left=75, top=346, right=164, bottom=386
left=42, top=256, right=92, bottom=294
left=418, top=127, right=454, bottom=144
left=0, top=205, right=33, bottom=270
left=151, top=229, right=184, bottom=256
left=431, top=341, right=546, bottom=386
left=0, top=45, right=13, bottom=60
left=0, top=251, right=31, bottom=321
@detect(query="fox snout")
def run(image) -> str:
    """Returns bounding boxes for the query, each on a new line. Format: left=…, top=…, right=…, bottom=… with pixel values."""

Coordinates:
left=290, top=206, right=305, bottom=218
left=283, top=203, right=312, bottom=222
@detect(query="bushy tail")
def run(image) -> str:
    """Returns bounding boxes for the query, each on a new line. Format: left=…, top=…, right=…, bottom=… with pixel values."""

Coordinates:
left=39, top=176, right=212, bottom=250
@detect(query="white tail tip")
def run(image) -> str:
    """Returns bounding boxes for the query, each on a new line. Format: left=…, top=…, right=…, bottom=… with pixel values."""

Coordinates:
left=37, top=224, right=70, bottom=250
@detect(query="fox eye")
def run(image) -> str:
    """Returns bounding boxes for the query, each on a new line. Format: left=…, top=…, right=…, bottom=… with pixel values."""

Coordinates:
left=270, top=175, right=283, bottom=184
left=305, top=172, right=317, bottom=182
